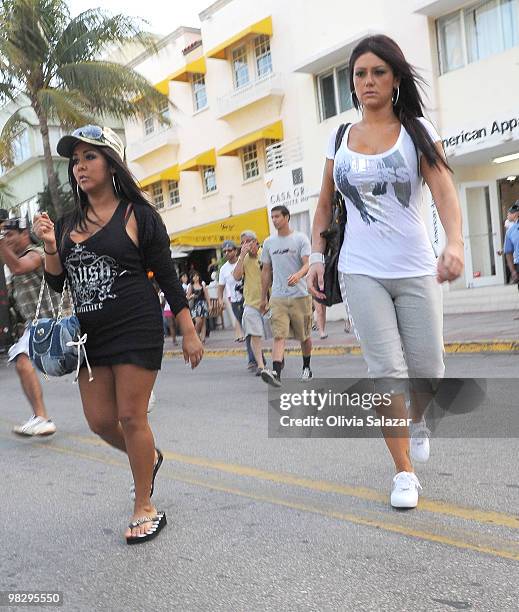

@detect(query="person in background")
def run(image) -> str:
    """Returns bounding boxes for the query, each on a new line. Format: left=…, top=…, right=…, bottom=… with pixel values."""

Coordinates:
left=504, top=201, right=519, bottom=294
left=186, top=271, right=210, bottom=343
left=260, top=205, right=313, bottom=386
left=0, top=217, right=59, bottom=436
left=218, top=240, right=248, bottom=345
left=233, top=230, right=269, bottom=377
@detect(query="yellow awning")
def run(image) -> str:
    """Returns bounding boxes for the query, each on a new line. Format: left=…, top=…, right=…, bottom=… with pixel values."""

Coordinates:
left=140, top=164, right=179, bottom=188
left=179, top=149, right=216, bottom=172
left=171, top=208, right=270, bottom=247
left=217, top=120, right=283, bottom=156
left=169, top=57, right=207, bottom=82
left=154, top=77, right=171, bottom=96
left=206, top=16, right=273, bottom=60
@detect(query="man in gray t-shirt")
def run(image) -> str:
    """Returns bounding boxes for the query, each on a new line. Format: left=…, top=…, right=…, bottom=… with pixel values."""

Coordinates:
left=260, top=205, right=313, bottom=387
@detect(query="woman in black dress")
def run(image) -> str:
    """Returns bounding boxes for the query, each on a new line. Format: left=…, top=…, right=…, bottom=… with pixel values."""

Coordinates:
left=33, top=125, right=204, bottom=544
left=186, top=271, right=209, bottom=342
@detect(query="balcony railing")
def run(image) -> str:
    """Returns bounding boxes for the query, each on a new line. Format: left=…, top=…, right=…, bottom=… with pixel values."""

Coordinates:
left=265, top=138, right=303, bottom=173
left=126, top=125, right=179, bottom=162
left=215, top=72, right=284, bottom=119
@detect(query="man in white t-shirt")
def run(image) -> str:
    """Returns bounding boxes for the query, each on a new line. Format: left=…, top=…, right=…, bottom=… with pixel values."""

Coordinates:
left=218, top=240, right=256, bottom=368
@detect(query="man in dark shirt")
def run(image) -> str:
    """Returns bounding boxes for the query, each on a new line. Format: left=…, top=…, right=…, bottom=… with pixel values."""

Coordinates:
left=0, top=217, right=57, bottom=436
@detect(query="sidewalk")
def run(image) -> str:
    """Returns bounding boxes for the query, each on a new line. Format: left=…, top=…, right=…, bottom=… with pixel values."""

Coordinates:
left=164, top=310, right=519, bottom=356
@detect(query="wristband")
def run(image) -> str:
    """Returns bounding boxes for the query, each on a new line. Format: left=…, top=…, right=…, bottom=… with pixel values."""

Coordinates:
left=44, top=246, right=58, bottom=255
left=309, top=252, right=325, bottom=266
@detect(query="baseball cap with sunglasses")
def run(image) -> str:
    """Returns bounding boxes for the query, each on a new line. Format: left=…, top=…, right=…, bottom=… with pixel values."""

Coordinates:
left=57, top=125, right=125, bottom=160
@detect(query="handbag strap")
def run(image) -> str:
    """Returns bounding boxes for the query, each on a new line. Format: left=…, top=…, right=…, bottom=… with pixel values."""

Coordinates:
left=33, top=276, right=73, bottom=324
left=335, top=123, right=350, bottom=156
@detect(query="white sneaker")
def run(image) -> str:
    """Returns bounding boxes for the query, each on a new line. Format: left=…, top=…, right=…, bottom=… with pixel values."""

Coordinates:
left=301, top=367, right=313, bottom=381
left=13, top=415, right=56, bottom=437
left=409, top=419, right=431, bottom=463
left=390, top=471, right=422, bottom=509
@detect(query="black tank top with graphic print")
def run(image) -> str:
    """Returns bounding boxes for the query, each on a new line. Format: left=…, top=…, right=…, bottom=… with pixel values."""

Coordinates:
left=60, top=200, right=164, bottom=359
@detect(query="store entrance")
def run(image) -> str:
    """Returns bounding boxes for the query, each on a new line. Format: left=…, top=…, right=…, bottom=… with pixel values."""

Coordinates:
left=177, top=248, right=218, bottom=284
left=460, top=181, right=504, bottom=287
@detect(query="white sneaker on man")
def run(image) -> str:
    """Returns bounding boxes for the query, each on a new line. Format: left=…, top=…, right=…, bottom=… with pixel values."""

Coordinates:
left=390, top=471, right=422, bottom=508
left=13, top=415, right=56, bottom=437
left=409, top=418, right=431, bottom=463
left=301, top=367, right=313, bottom=381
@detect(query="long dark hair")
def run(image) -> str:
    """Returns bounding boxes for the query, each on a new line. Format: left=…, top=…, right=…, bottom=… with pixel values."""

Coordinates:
left=349, top=35, right=450, bottom=173
left=65, top=145, right=156, bottom=233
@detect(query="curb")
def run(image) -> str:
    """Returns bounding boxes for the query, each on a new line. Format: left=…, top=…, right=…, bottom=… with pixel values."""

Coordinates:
left=164, top=340, right=519, bottom=359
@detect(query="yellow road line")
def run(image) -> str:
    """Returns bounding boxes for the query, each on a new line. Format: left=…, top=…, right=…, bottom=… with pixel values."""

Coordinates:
left=60, top=432, right=519, bottom=530
left=163, top=341, right=519, bottom=359
left=5, top=436, right=519, bottom=563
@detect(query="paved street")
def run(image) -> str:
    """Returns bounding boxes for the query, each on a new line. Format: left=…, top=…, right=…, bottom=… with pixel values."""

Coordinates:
left=1, top=352, right=518, bottom=611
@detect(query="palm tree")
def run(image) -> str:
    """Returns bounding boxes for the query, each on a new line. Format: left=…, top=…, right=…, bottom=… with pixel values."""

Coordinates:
left=0, top=0, right=169, bottom=215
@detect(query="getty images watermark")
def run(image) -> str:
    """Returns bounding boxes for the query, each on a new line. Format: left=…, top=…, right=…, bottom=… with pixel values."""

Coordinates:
left=277, top=388, right=409, bottom=429
left=268, top=378, right=519, bottom=438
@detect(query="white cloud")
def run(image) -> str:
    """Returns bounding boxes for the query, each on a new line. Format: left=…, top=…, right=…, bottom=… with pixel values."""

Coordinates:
left=67, top=0, right=210, bottom=36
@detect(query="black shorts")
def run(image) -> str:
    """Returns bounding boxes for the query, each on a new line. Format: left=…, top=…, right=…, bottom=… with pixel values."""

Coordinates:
left=82, top=347, right=163, bottom=371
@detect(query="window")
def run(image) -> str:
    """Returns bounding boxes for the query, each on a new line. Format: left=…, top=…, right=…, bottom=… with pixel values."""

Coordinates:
left=465, top=0, right=518, bottom=62
left=12, top=129, right=30, bottom=165
left=437, top=0, right=519, bottom=74
left=232, top=45, right=249, bottom=89
left=144, top=115, right=154, bottom=136
left=151, top=182, right=164, bottom=209
left=201, top=166, right=217, bottom=194
left=168, top=180, right=179, bottom=206
left=265, top=139, right=283, bottom=170
left=191, top=73, right=208, bottom=111
left=254, top=35, right=272, bottom=78
left=290, top=211, right=311, bottom=237
left=437, top=12, right=464, bottom=73
left=159, top=101, right=170, bottom=123
left=241, top=144, right=259, bottom=180
left=317, top=64, right=352, bottom=122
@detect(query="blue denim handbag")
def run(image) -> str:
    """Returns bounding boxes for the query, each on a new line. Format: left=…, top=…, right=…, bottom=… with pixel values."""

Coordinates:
left=29, top=278, right=92, bottom=381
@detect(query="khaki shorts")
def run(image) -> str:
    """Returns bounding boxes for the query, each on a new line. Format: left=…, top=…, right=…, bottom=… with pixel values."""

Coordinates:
left=270, top=295, right=312, bottom=341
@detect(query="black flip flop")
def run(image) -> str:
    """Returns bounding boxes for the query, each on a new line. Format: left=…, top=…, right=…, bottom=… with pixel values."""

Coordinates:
left=126, top=512, right=167, bottom=545
left=150, top=448, right=163, bottom=498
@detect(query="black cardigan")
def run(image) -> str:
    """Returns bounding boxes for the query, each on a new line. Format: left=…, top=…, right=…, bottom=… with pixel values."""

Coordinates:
left=45, top=203, right=189, bottom=316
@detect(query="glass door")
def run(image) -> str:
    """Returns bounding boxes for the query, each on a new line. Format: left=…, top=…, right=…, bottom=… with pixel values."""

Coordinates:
left=460, top=181, right=504, bottom=287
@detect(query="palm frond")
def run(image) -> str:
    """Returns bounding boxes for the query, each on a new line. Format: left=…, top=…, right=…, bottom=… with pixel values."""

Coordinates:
left=0, top=108, right=33, bottom=167
left=56, top=61, right=171, bottom=121
left=37, top=88, right=94, bottom=128
left=54, top=9, right=156, bottom=67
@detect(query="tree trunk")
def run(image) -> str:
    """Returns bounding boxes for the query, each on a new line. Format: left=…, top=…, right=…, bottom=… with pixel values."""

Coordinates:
left=35, top=108, right=62, bottom=217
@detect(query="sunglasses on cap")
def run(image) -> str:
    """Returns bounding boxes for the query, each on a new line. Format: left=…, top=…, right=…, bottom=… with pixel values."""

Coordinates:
left=57, top=125, right=125, bottom=159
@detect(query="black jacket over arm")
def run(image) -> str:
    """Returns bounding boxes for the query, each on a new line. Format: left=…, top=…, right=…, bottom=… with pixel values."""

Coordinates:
left=44, top=203, right=189, bottom=316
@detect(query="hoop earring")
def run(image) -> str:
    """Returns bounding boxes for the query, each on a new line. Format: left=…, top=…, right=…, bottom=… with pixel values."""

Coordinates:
left=112, top=174, right=119, bottom=196
left=76, top=184, right=81, bottom=199
left=392, top=86, right=400, bottom=106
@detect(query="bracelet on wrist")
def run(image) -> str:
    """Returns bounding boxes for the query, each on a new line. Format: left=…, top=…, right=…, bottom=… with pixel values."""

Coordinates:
left=309, top=252, right=325, bottom=266
left=44, top=246, right=58, bottom=255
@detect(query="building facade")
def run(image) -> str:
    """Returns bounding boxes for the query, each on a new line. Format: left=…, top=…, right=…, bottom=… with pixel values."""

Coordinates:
left=0, top=96, right=70, bottom=220
left=125, top=0, right=519, bottom=289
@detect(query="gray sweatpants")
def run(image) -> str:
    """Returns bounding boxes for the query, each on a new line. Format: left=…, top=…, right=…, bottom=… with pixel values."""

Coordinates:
left=339, top=273, right=445, bottom=379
